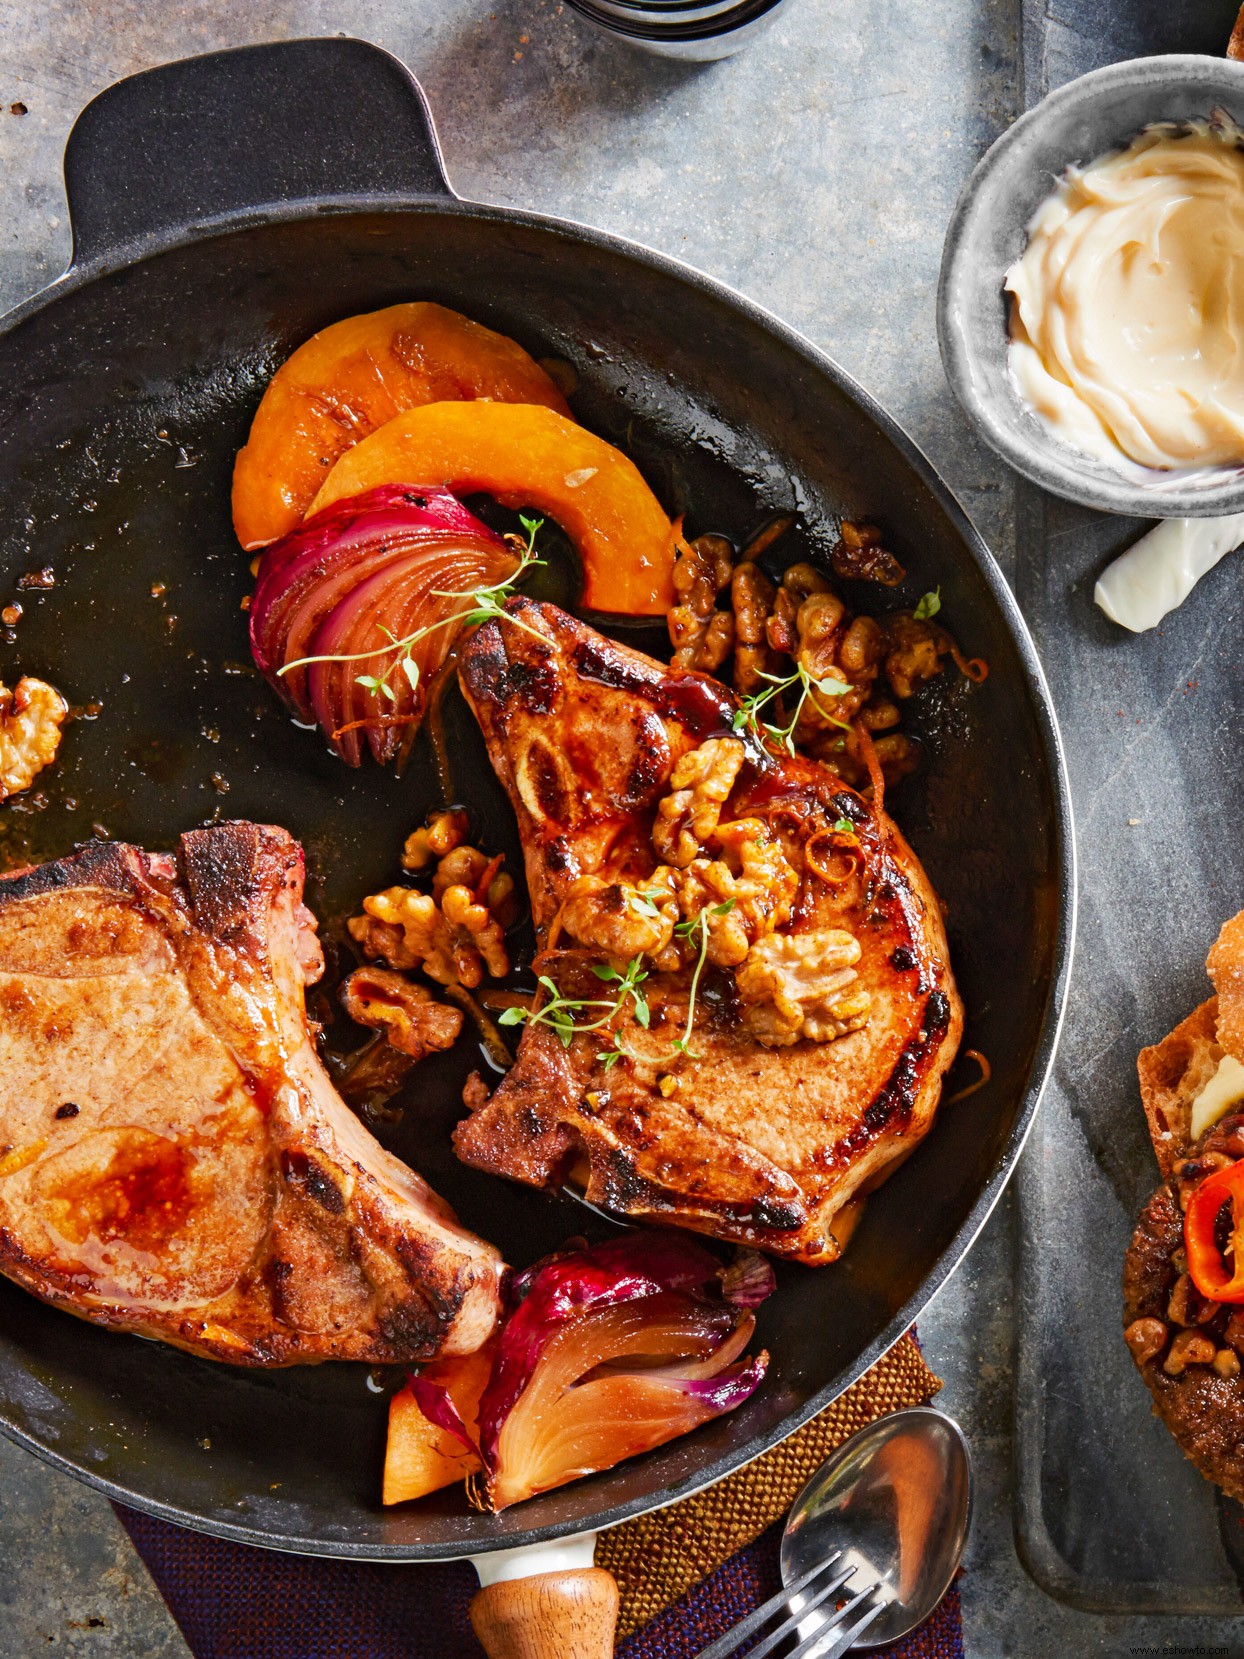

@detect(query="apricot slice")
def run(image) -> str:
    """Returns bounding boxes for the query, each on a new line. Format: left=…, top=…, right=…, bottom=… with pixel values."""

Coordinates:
left=232, top=303, right=571, bottom=549
left=309, top=402, right=678, bottom=615
left=382, top=1343, right=490, bottom=1506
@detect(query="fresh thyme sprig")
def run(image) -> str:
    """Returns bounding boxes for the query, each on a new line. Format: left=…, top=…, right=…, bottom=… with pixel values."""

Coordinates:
left=496, top=897, right=736, bottom=1070
left=666, top=899, right=736, bottom=1061
left=280, top=514, right=546, bottom=702
left=731, top=661, right=852, bottom=755
left=497, top=956, right=650, bottom=1056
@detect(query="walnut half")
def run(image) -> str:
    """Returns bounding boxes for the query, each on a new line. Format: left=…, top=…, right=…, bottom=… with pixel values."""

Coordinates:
left=0, top=676, right=67, bottom=800
left=652, top=737, right=746, bottom=867
left=736, top=929, right=871, bottom=1048
left=668, top=533, right=735, bottom=672
left=350, top=882, right=509, bottom=988
left=561, top=868, right=679, bottom=959
left=340, top=965, right=464, bottom=1059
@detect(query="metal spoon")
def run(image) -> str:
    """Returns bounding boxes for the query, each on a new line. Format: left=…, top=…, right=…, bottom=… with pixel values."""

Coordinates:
left=779, top=1405, right=973, bottom=1650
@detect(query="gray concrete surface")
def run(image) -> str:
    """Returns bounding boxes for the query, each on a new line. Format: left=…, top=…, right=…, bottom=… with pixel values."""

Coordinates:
left=0, top=1, right=1239, bottom=1655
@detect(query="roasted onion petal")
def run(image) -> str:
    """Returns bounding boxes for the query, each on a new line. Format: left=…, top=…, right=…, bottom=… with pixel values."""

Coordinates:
left=476, top=1233, right=771, bottom=1510
left=488, top=1364, right=767, bottom=1510
left=407, top=1373, right=479, bottom=1457
left=483, top=1292, right=767, bottom=1510
left=583, top=1310, right=757, bottom=1384
left=507, top=1229, right=737, bottom=1319
left=249, top=484, right=514, bottom=763
left=487, top=1231, right=740, bottom=1438
left=672, top=1352, right=768, bottom=1408
left=721, top=1247, right=778, bottom=1308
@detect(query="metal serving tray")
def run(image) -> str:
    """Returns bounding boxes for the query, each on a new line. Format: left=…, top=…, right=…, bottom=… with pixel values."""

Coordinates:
left=1013, top=0, right=1244, bottom=1611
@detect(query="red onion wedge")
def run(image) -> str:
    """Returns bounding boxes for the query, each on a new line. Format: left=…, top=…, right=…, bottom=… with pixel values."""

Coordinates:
left=249, top=484, right=515, bottom=765
left=478, top=1231, right=771, bottom=1511
left=382, top=1231, right=771, bottom=1511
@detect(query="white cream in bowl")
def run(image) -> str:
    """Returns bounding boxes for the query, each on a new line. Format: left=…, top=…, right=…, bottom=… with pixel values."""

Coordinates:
left=1006, top=121, right=1244, bottom=472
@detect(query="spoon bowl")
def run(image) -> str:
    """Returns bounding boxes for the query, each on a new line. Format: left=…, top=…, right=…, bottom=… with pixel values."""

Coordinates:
left=780, top=1406, right=972, bottom=1648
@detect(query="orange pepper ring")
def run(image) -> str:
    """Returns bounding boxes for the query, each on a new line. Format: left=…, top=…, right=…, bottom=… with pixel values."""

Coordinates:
left=1185, top=1158, right=1244, bottom=1301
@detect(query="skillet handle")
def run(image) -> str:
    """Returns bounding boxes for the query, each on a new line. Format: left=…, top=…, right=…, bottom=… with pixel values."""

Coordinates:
left=63, top=37, right=453, bottom=270
left=470, top=1569, right=619, bottom=1659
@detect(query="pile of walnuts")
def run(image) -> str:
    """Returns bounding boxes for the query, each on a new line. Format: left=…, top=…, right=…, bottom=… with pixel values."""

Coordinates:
left=559, top=734, right=872, bottom=1049
left=667, top=520, right=964, bottom=789
left=340, top=809, right=519, bottom=1096
left=350, top=808, right=517, bottom=990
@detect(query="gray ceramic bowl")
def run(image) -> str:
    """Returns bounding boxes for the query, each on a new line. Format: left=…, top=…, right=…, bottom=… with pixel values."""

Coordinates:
left=938, top=55, right=1244, bottom=517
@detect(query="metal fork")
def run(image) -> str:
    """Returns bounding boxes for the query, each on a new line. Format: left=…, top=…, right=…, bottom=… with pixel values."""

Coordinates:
left=693, top=1551, right=888, bottom=1659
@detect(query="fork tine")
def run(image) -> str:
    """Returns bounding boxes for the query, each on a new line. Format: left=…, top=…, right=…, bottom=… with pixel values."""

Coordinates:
left=692, top=1551, right=845, bottom=1659
left=732, top=1562, right=859, bottom=1659
left=787, top=1581, right=888, bottom=1659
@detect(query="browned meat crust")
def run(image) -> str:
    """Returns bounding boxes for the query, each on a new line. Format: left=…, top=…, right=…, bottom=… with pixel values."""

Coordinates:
left=0, top=822, right=503, bottom=1366
left=453, top=600, right=963, bottom=1265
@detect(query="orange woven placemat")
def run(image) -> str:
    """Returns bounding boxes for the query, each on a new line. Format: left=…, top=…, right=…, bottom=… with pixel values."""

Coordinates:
left=598, top=1331, right=941, bottom=1639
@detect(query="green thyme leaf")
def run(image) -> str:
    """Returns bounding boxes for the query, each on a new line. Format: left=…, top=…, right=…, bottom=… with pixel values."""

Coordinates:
left=914, top=587, right=941, bottom=621
left=497, top=1006, right=526, bottom=1027
left=627, top=889, right=663, bottom=920
left=832, top=817, right=856, bottom=835
left=512, top=952, right=650, bottom=1055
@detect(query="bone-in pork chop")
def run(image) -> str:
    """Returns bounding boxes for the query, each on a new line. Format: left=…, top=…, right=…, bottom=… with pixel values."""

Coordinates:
left=454, top=600, right=963, bottom=1264
left=0, top=823, right=503, bottom=1365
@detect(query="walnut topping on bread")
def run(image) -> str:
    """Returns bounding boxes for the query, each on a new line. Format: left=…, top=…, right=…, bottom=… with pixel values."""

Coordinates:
left=1124, top=907, right=1244, bottom=1499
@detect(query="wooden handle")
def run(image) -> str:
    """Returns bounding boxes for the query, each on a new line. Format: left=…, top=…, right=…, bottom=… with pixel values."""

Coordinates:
left=470, top=1567, right=619, bottom=1659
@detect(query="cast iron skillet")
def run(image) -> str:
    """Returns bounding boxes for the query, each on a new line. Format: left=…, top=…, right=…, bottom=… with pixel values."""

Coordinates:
left=0, top=37, right=1073, bottom=1559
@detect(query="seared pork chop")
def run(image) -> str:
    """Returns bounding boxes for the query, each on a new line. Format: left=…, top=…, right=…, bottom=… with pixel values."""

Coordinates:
left=454, top=600, right=963, bottom=1264
left=0, top=823, right=502, bottom=1365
